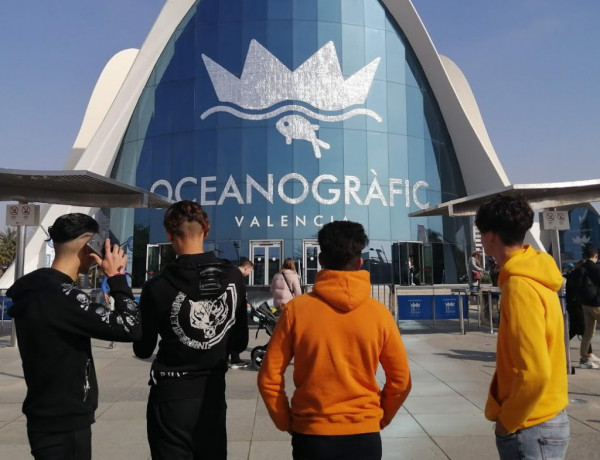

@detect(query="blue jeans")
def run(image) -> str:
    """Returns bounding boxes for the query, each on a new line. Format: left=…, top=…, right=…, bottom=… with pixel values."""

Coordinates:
left=495, top=410, right=569, bottom=459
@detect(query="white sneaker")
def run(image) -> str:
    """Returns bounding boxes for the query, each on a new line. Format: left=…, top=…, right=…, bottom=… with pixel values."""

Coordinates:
left=588, top=354, right=600, bottom=363
left=580, top=360, right=599, bottom=369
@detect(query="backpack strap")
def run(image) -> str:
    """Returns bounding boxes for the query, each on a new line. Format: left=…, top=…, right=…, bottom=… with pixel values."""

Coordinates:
left=281, top=271, right=296, bottom=297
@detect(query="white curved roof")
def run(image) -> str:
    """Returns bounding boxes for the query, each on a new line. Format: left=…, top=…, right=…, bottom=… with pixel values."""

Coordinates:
left=73, top=0, right=509, bottom=192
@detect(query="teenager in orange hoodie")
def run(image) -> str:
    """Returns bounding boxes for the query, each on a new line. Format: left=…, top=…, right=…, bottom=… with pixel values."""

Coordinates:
left=476, top=195, right=569, bottom=459
left=257, top=221, right=411, bottom=460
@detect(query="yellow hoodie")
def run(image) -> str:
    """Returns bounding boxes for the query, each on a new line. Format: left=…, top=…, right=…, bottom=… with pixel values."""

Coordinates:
left=257, top=269, right=411, bottom=435
left=485, top=245, right=568, bottom=433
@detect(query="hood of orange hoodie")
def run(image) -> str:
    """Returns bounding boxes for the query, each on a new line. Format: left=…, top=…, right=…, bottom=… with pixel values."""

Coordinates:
left=499, top=245, right=563, bottom=293
left=311, top=269, right=372, bottom=313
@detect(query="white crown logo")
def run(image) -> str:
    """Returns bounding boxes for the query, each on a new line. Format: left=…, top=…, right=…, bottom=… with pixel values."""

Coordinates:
left=572, top=235, right=591, bottom=246
left=410, top=302, right=421, bottom=308
left=201, top=40, right=382, bottom=158
left=445, top=301, right=455, bottom=308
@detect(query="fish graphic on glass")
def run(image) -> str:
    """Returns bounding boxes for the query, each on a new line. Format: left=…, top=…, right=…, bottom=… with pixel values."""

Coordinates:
left=276, top=115, right=330, bottom=159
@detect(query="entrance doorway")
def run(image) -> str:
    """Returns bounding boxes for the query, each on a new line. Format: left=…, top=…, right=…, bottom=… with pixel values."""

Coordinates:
left=249, top=240, right=283, bottom=285
left=392, top=241, right=424, bottom=285
left=145, top=243, right=176, bottom=281
left=302, top=240, right=321, bottom=285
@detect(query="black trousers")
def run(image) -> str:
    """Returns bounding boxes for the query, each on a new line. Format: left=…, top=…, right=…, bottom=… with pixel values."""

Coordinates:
left=27, top=425, right=91, bottom=460
left=147, top=373, right=227, bottom=460
left=291, top=431, right=382, bottom=460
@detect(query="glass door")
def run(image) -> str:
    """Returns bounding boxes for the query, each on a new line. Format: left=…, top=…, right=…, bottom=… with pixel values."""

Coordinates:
left=302, top=240, right=321, bottom=285
left=249, top=240, right=283, bottom=285
left=145, top=243, right=176, bottom=281
left=392, top=241, right=424, bottom=285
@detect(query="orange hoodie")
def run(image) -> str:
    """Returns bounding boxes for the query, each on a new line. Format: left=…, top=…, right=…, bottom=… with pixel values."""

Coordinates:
left=485, top=245, right=568, bottom=433
left=257, top=269, right=411, bottom=435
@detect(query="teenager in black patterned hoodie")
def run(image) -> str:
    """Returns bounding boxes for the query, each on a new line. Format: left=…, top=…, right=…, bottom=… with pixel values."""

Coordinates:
left=7, top=213, right=140, bottom=460
left=133, top=200, right=248, bottom=460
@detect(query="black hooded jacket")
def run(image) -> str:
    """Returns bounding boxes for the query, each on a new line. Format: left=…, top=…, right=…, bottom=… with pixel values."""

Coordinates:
left=7, top=268, right=141, bottom=433
left=580, top=260, right=600, bottom=306
left=133, top=252, right=248, bottom=399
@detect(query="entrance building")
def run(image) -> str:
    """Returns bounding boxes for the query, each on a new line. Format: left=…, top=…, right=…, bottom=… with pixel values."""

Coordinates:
left=3, top=1, right=513, bottom=288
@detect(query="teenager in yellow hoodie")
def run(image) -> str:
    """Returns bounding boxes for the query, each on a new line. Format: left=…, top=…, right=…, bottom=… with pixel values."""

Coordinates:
left=257, top=221, right=411, bottom=460
left=475, top=195, right=569, bottom=460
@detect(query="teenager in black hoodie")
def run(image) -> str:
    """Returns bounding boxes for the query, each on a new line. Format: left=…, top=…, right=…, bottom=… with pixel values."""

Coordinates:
left=133, top=200, right=248, bottom=460
left=7, top=213, right=141, bottom=459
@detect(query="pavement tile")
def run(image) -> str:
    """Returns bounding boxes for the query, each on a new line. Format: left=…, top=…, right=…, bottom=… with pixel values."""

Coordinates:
left=412, top=413, right=494, bottom=437
left=0, top=419, right=28, bottom=443
left=227, top=400, right=257, bottom=442
left=404, top=395, right=481, bottom=415
left=380, top=413, right=427, bottom=438
left=228, top=441, right=250, bottom=460
left=0, top=402, right=22, bottom=422
left=249, top=440, right=292, bottom=460
left=381, top=437, right=447, bottom=459
left=97, top=401, right=147, bottom=420
left=252, top=414, right=291, bottom=441
left=433, top=435, right=497, bottom=460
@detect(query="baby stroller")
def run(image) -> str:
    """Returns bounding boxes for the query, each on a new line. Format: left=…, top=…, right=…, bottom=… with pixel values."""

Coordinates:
left=250, top=301, right=279, bottom=370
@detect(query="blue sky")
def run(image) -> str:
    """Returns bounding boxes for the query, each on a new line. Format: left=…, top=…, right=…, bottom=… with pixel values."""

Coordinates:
left=0, top=0, right=599, bottom=229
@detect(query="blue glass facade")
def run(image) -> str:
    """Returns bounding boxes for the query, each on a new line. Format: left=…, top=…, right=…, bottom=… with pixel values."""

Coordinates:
left=109, top=0, right=471, bottom=286
left=560, top=207, right=600, bottom=265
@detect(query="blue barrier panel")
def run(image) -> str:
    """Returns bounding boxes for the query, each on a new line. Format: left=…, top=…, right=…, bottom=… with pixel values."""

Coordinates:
left=433, top=295, right=468, bottom=320
left=1, top=296, right=13, bottom=320
left=397, top=295, right=433, bottom=320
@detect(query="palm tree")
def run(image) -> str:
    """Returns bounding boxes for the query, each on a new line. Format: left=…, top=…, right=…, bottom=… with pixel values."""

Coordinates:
left=0, top=227, right=17, bottom=269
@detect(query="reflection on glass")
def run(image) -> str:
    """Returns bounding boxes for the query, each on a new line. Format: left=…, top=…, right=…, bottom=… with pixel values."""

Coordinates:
left=253, top=247, right=266, bottom=285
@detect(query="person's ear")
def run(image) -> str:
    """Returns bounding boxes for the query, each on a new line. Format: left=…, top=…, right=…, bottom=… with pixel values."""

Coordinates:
left=356, top=257, right=364, bottom=270
left=166, top=231, right=174, bottom=242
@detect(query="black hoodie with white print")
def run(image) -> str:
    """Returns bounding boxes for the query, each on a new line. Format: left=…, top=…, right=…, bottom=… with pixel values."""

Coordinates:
left=133, top=252, right=249, bottom=400
left=7, top=268, right=140, bottom=433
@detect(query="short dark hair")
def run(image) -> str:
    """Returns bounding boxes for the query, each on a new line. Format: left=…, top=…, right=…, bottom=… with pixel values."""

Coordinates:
left=48, top=213, right=99, bottom=244
left=475, top=194, right=533, bottom=246
left=583, top=244, right=598, bottom=259
left=239, top=258, right=254, bottom=268
left=163, top=200, right=210, bottom=238
left=318, top=221, right=368, bottom=270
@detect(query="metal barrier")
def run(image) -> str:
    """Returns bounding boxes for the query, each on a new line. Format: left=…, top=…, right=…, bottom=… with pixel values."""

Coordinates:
left=395, top=285, right=470, bottom=334
left=0, top=289, right=11, bottom=330
left=479, top=286, right=501, bottom=334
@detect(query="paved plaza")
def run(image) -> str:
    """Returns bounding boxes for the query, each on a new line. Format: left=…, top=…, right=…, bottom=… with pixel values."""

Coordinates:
left=1, top=317, right=599, bottom=460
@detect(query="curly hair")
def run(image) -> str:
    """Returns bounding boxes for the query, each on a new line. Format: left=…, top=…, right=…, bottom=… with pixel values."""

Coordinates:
left=475, top=194, right=533, bottom=246
left=318, top=221, right=368, bottom=270
left=163, top=200, right=210, bottom=238
left=48, top=213, right=99, bottom=244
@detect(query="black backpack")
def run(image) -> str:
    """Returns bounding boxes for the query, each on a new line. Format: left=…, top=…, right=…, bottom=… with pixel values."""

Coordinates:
left=579, top=265, right=599, bottom=306
left=565, top=269, right=582, bottom=314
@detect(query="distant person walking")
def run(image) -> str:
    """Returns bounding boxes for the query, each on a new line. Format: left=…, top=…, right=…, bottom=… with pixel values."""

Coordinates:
left=258, top=221, right=411, bottom=460
left=469, top=250, right=484, bottom=292
left=564, top=260, right=594, bottom=360
left=577, top=244, right=600, bottom=369
left=133, top=201, right=249, bottom=460
left=7, top=213, right=141, bottom=460
left=269, top=257, right=301, bottom=311
left=475, top=195, right=569, bottom=459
